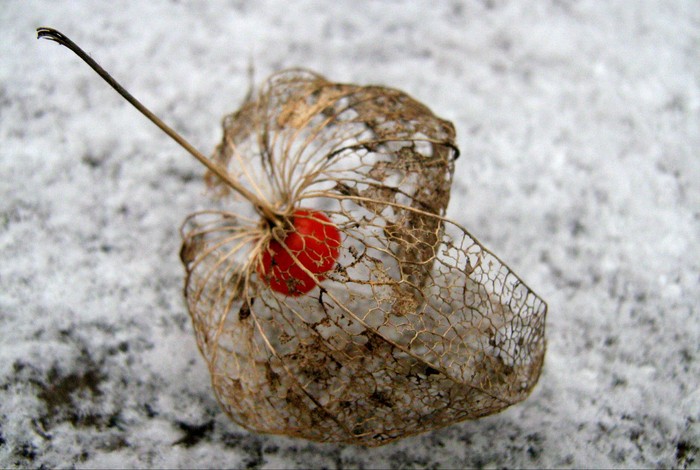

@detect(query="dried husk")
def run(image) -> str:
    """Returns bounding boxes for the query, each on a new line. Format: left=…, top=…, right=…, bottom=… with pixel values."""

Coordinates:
left=180, top=70, right=547, bottom=446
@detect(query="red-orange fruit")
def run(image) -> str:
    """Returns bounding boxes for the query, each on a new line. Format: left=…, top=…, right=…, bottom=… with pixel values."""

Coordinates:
left=258, top=209, right=341, bottom=296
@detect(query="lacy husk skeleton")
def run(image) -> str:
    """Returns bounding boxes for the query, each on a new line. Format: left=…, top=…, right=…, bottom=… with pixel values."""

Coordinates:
left=180, top=70, right=547, bottom=446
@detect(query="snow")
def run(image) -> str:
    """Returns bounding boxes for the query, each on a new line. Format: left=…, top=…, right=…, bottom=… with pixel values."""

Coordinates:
left=1, top=0, right=698, bottom=468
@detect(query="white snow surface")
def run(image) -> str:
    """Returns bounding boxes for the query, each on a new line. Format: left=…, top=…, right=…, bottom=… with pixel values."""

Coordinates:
left=1, top=1, right=699, bottom=468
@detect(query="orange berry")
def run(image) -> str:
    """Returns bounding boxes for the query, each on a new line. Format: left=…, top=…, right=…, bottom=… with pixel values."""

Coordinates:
left=258, top=209, right=341, bottom=296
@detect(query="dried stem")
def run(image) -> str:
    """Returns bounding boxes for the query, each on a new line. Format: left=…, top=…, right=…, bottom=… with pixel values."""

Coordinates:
left=36, top=27, right=280, bottom=225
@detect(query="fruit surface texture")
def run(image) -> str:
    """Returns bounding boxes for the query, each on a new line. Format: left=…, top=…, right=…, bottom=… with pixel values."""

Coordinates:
left=258, top=209, right=342, bottom=296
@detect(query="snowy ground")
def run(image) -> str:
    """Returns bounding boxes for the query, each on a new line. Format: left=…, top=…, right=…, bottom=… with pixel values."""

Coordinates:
left=1, top=1, right=698, bottom=468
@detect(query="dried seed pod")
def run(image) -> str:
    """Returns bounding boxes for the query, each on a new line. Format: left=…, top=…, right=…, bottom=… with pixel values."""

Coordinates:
left=181, top=70, right=547, bottom=446
left=39, top=29, right=547, bottom=447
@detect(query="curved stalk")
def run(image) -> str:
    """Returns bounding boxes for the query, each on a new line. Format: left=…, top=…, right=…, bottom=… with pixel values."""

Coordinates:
left=36, top=27, right=280, bottom=225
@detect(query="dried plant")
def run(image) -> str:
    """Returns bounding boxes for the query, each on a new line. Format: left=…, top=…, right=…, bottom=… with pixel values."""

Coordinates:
left=39, top=29, right=547, bottom=446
